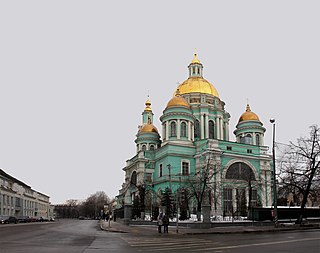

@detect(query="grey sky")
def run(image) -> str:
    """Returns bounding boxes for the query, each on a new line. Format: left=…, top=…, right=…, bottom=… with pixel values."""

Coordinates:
left=0, top=0, right=319, bottom=204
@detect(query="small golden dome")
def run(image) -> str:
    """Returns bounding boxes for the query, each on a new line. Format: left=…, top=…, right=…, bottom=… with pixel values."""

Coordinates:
left=191, top=53, right=201, bottom=64
left=140, top=123, right=159, bottom=133
left=144, top=99, right=152, bottom=111
left=166, top=89, right=190, bottom=108
left=175, top=77, right=219, bottom=97
left=239, top=104, right=260, bottom=122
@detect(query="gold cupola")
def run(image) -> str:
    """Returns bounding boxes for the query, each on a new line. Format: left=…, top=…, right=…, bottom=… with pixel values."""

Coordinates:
left=175, top=54, right=219, bottom=97
left=140, top=117, right=159, bottom=133
left=238, top=104, right=260, bottom=122
left=166, top=89, right=190, bottom=108
left=144, top=99, right=152, bottom=112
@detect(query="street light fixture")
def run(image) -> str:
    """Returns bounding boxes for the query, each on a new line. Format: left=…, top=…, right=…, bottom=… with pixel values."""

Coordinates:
left=270, top=118, right=278, bottom=227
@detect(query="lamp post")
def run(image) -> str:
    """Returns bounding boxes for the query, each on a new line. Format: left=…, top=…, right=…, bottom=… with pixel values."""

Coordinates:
left=167, top=164, right=172, bottom=191
left=270, top=118, right=278, bottom=227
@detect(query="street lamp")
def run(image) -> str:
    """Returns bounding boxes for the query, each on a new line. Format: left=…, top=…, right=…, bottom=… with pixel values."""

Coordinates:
left=167, top=164, right=172, bottom=191
left=270, top=118, right=278, bottom=227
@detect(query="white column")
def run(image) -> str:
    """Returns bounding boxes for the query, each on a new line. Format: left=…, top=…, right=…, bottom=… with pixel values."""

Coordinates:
left=177, top=119, right=181, bottom=139
left=200, top=114, right=204, bottom=139
left=225, top=122, right=229, bottom=141
left=166, top=121, right=169, bottom=139
left=216, top=117, right=220, bottom=139
left=220, top=118, right=224, bottom=140
left=205, top=115, right=209, bottom=139
left=253, top=133, right=256, bottom=145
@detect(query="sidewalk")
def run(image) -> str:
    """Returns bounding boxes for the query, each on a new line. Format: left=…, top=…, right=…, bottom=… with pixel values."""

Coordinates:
left=100, top=220, right=320, bottom=235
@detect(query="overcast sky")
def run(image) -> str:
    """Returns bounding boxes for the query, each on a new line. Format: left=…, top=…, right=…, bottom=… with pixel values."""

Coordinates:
left=0, top=0, right=319, bottom=204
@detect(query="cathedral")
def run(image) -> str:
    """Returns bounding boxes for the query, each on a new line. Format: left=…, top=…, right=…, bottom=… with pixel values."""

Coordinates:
left=116, top=54, right=273, bottom=220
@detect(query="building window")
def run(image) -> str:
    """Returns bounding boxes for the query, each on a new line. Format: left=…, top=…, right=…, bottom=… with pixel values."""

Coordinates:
left=226, top=162, right=256, bottom=181
left=209, top=120, right=215, bottom=139
left=145, top=173, right=152, bottom=183
left=194, top=120, right=200, bottom=139
left=182, top=161, right=189, bottom=175
left=170, top=121, right=177, bottom=137
left=256, top=134, right=260, bottom=146
left=163, top=124, right=166, bottom=140
left=227, top=146, right=232, bottom=151
left=224, top=188, right=233, bottom=215
left=181, top=122, right=187, bottom=137
left=130, top=171, right=137, bottom=185
left=159, top=164, right=163, bottom=177
left=150, top=145, right=155, bottom=151
left=245, top=134, right=252, bottom=144
left=251, top=189, right=258, bottom=207
left=247, top=149, right=252, bottom=154
left=142, top=145, right=146, bottom=151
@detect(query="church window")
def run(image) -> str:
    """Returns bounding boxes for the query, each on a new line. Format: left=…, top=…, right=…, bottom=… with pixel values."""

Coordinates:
left=170, top=121, right=177, bottom=137
left=240, top=136, right=245, bottom=144
left=150, top=145, right=155, bottom=151
left=131, top=171, right=137, bottom=185
left=182, top=161, right=189, bottom=175
left=247, top=149, right=252, bottom=154
left=163, top=124, right=166, bottom=140
left=209, top=120, right=215, bottom=139
left=197, top=67, right=200, bottom=74
left=194, top=120, right=200, bottom=139
left=192, top=67, right=195, bottom=74
left=227, top=146, right=232, bottom=151
left=245, top=134, right=252, bottom=144
left=223, top=188, right=233, bottom=215
left=256, top=134, right=260, bottom=146
left=226, top=162, right=256, bottom=181
left=251, top=189, right=258, bottom=207
left=142, top=145, right=146, bottom=151
left=159, top=164, right=163, bottom=177
left=145, top=173, right=152, bottom=183
left=181, top=122, right=187, bottom=137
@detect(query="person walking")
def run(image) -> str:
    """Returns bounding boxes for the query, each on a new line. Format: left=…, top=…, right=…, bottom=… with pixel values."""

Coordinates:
left=162, top=214, right=169, bottom=233
left=157, top=212, right=163, bottom=233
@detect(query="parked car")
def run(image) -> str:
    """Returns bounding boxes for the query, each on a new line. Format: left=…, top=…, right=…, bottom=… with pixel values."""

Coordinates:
left=26, top=216, right=37, bottom=222
left=17, top=216, right=28, bottom=223
left=0, top=216, right=18, bottom=224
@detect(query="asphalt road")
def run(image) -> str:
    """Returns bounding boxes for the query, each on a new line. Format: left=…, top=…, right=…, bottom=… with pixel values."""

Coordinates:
left=0, top=219, right=130, bottom=253
left=0, top=220, right=319, bottom=253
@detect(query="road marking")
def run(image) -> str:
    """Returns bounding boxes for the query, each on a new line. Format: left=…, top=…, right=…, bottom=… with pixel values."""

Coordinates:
left=193, top=237, right=320, bottom=251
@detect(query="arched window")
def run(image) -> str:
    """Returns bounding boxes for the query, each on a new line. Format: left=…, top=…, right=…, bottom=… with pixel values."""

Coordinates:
left=159, top=164, right=163, bottom=177
left=225, top=162, right=256, bottom=181
left=240, top=136, right=245, bottom=144
left=209, top=120, right=215, bottom=139
left=142, top=145, right=146, bottom=151
left=150, top=145, right=155, bottom=151
left=245, top=134, right=252, bottom=144
left=170, top=121, right=177, bottom=137
left=131, top=171, right=137, bottom=185
left=163, top=124, right=166, bottom=140
left=255, top=134, right=260, bottom=146
left=181, top=122, right=187, bottom=137
left=194, top=120, right=200, bottom=139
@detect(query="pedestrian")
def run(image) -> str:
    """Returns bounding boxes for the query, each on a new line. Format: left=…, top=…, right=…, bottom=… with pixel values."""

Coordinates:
left=157, top=212, right=163, bottom=233
left=162, top=214, right=169, bottom=233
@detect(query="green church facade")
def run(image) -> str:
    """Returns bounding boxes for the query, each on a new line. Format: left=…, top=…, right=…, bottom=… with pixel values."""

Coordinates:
left=117, top=54, right=273, bottom=219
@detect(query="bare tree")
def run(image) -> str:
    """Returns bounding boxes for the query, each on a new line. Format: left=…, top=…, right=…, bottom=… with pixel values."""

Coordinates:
left=278, top=125, right=320, bottom=224
left=187, top=155, right=218, bottom=221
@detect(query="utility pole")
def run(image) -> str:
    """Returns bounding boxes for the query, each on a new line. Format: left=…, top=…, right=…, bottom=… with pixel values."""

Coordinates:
left=270, top=118, right=278, bottom=227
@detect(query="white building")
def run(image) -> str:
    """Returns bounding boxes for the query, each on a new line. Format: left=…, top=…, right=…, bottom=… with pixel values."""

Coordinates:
left=0, top=168, right=51, bottom=219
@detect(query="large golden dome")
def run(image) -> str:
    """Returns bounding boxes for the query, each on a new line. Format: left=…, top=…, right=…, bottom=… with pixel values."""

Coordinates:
left=167, top=89, right=190, bottom=108
left=174, top=54, right=219, bottom=97
left=239, top=104, right=260, bottom=122
left=176, top=77, right=219, bottom=97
